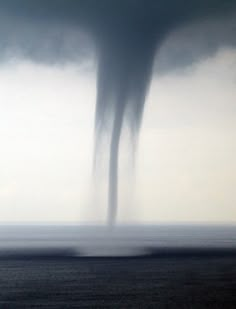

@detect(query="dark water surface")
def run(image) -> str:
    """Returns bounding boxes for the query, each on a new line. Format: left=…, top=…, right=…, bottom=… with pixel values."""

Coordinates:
left=0, top=256, right=236, bottom=308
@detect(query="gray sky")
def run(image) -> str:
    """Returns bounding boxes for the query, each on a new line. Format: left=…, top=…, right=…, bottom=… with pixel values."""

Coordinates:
left=0, top=46, right=235, bottom=223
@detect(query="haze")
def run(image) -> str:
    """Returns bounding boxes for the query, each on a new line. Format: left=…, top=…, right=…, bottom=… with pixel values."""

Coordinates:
left=0, top=46, right=235, bottom=224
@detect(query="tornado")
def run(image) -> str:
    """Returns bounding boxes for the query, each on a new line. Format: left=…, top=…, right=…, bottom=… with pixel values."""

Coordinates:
left=0, top=1, right=235, bottom=227
left=93, top=1, right=236, bottom=227
left=95, top=31, right=157, bottom=226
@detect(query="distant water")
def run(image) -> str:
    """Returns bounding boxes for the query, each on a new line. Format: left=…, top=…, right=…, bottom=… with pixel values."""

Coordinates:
left=0, top=225, right=236, bottom=256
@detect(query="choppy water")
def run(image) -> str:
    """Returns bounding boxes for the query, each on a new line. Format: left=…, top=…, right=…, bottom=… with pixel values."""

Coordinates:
left=0, top=256, right=236, bottom=308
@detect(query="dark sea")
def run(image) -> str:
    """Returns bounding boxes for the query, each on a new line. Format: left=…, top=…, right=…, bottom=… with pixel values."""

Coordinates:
left=0, top=225, right=236, bottom=308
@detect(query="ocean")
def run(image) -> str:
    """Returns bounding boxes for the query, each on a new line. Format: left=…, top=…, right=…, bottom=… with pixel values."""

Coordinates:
left=0, top=225, right=236, bottom=308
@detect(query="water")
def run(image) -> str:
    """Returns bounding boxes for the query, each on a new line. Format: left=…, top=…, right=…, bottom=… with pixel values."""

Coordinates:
left=0, top=256, right=236, bottom=308
left=1, top=224, right=236, bottom=307
left=1, top=224, right=236, bottom=256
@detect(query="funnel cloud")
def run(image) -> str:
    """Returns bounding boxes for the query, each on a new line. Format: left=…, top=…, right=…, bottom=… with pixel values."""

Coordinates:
left=0, top=1, right=235, bottom=226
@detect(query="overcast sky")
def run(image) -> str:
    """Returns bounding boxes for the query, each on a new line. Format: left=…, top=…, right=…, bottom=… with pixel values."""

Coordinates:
left=0, top=46, right=235, bottom=224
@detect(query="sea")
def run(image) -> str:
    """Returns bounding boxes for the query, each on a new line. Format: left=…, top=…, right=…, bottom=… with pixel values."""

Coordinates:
left=0, top=224, right=236, bottom=308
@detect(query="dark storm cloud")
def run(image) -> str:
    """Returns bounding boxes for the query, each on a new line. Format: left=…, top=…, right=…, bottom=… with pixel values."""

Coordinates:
left=155, top=14, right=236, bottom=73
left=1, top=0, right=235, bottom=226
left=0, top=1, right=235, bottom=65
